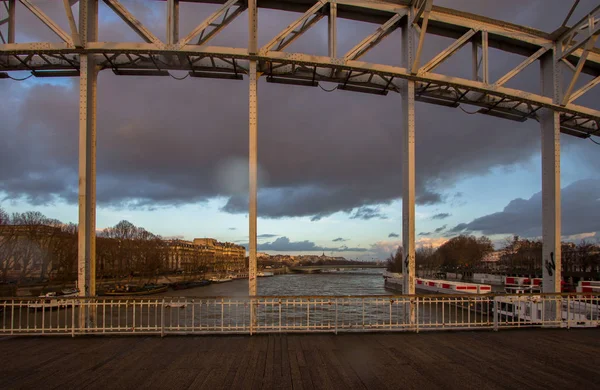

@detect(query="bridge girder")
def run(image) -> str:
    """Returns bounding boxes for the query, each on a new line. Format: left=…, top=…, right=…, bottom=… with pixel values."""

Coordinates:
left=1, top=1, right=598, bottom=136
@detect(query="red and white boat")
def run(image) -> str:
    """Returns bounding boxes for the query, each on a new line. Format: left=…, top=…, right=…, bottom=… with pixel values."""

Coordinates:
left=576, top=280, right=600, bottom=293
left=383, top=272, right=491, bottom=295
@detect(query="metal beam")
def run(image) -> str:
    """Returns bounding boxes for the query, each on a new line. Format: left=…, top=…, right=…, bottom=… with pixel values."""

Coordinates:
left=167, top=0, right=179, bottom=45
left=178, top=0, right=237, bottom=47
left=248, top=0, right=257, bottom=299
left=328, top=1, right=337, bottom=58
left=401, top=8, right=416, bottom=297
left=63, top=0, right=81, bottom=47
left=561, top=0, right=580, bottom=28
left=411, top=0, right=432, bottom=74
left=2, top=42, right=597, bottom=125
left=494, top=45, right=549, bottom=87
left=77, top=0, right=98, bottom=331
left=19, top=0, right=74, bottom=46
left=419, top=28, right=476, bottom=74
left=557, top=5, right=600, bottom=61
left=482, top=30, right=488, bottom=84
left=567, top=74, right=600, bottom=104
left=8, top=0, right=15, bottom=44
left=562, top=35, right=598, bottom=105
left=344, top=12, right=405, bottom=61
left=103, top=0, right=163, bottom=45
left=540, top=48, right=561, bottom=295
left=471, top=40, right=478, bottom=81
left=196, top=4, right=245, bottom=46
left=261, top=0, right=328, bottom=53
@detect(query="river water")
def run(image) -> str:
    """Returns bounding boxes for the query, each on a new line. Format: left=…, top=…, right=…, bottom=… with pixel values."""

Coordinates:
left=163, top=270, right=388, bottom=297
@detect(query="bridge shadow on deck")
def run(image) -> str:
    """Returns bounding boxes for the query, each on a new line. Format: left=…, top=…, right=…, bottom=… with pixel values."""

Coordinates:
left=0, top=329, right=598, bottom=389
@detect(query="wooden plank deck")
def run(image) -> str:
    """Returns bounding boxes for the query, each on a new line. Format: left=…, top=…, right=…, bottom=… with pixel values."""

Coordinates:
left=0, top=329, right=599, bottom=389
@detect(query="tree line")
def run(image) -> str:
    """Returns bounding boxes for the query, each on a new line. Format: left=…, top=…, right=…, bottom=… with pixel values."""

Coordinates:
left=387, top=234, right=600, bottom=277
left=0, top=207, right=223, bottom=284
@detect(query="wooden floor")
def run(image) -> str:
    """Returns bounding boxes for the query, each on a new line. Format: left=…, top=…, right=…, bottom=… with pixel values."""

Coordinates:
left=1, top=329, right=599, bottom=389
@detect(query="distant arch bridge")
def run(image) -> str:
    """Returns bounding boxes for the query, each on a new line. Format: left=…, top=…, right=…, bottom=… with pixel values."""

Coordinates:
left=288, top=264, right=387, bottom=273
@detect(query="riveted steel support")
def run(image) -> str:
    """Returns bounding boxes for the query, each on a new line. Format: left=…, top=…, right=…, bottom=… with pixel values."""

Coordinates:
left=472, top=40, right=478, bottom=80
left=328, top=2, right=337, bottom=58
left=8, top=0, right=15, bottom=43
left=540, top=48, right=561, bottom=297
left=401, top=11, right=416, bottom=297
left=481, top=31, right=489, bottom=84
left=248, top=0, right=258, bottom=298
left=78, top=0, right=98, bottom=329
left=167, top=0, right=179, bottom=45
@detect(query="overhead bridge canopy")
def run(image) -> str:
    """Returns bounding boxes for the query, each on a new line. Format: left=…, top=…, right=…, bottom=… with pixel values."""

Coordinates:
left=1, top=0, right=598, bottom=137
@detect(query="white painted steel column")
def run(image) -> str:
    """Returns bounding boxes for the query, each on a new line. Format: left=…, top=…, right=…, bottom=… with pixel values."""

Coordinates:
left=78, top=0, right=98, bottom=304
left=540, top=48, right=562, bottom=294
left=471, top=40, right=478, bottom=81
left=248, top=0, right=258, bottom=297
left=328, top=2, right=337, bottom=58
left=481, top=31, right=489, bottom=84
left=7, top=0, right=16, bottom=43
left=401, top=11, right=416, bottom=296
left=167, top=0, right=179, bottom=44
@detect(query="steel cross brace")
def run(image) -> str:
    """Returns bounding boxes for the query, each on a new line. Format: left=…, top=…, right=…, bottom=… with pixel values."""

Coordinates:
left=344, top=11, right=406, bottom=61
left=260, top=0, right=328, bottom=53
left=557, top=5, right=600, bottom=61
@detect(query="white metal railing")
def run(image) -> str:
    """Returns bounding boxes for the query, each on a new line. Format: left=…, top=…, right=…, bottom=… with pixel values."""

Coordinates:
left=0, top=293, right=598, bottom=336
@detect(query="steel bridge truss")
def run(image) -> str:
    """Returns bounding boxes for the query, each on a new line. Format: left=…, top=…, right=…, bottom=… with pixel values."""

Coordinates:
left=1, top=0, right=600, bottom=308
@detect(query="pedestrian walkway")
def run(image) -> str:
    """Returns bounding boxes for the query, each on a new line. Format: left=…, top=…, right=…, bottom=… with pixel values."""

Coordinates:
left=1, top=329, right=598, bottom=389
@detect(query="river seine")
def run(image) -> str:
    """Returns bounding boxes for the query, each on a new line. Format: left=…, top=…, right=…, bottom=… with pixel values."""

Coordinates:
left=164, top=269, right=388, bottom=297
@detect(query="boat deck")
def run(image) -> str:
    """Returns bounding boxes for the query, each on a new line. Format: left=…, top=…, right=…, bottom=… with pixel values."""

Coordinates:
left=1, top=329, right=598, bottom=389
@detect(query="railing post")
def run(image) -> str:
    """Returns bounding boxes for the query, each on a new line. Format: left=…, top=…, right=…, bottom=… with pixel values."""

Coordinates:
left=279, top=299, right=282, bottom=333
left=221, top=298, right=224, bottom=332
left=467, top=297, right=471, bottom=328
left=249, top=298, right=254, bottom=335
left=362, top=298, right=365, bottom=330
left=334, top=299, right=338, bottom=335
left=493, top=296, right=499, bottom=331
left=566, top=295, right=570, bottom=329
left=161, top=298, right=165, bottom=337
left=389, top=299, right=392, bottom=330
left=415, top=297, right=419, bottom=333
left=307, top=298, right=311, bottom=330
left=41, top=300, right=45, bottom=335
left=71, top=301, right=76, bottom=337
left=10, top=301, right=14, bottom=336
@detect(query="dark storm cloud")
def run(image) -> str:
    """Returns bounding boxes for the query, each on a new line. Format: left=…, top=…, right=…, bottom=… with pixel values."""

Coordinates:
left=242, top=236, right=367, bottom=252
left=388, top=233, right=400, bottom=238
left=432, top=213, right=451, bottom=220
left=449, top=223, right=469, bottom=233
left=2, top=1, right=599, bottom=222
left=228, top=227, right=236, bottom=230
left=449, top=179, right=600, bottom=238
left=434, top=225, right=447, bottom=234
left=419, top=232, right=432, bottom=236
left=332, top=237, right=348, bottom=242
left=258, top=234, right=279, bottom=238
left=416, top=190, right=443, bottom=206
left=350, top=206, right=387, bottom=220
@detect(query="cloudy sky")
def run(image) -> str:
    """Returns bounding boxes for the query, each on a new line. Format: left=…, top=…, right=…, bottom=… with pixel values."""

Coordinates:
left=1, top=0, right=600, bottom=260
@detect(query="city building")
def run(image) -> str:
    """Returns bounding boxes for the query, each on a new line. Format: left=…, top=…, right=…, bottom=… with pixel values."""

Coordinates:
left=0, top=224, right=66, bottom=280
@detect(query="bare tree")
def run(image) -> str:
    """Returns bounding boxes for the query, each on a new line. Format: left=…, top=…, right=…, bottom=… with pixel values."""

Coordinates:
left=386, top=246, right=403, bottom=273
